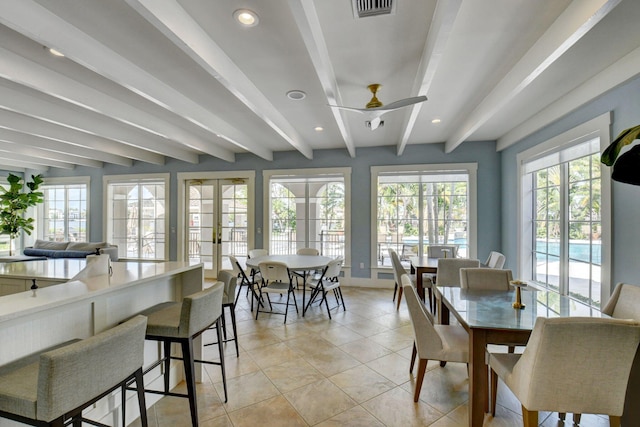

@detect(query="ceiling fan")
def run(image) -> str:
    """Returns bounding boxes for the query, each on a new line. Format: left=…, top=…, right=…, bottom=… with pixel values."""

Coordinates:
left=329, top=84, right=427, bottom=130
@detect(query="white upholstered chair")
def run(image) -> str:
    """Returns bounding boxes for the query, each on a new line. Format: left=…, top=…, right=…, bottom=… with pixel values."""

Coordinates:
left=459, top=268, right=513, bottom=290
left=435, top=258, right=481, bottom=287
left=602, top=282, right=640, bottom=319
left=485, top=251, right=506, bottom=269
left=402, top=275, right=469, bottom=402
left=488, top=317, right=640, bottom=427
left=0, top=315, right=148, bottom=427
left=296, top=247, right=319, bottom=255
left=390, top=248, right=423, bottom=310
left=248, top=248, right=268, bottom=259
left=216, top=270, right=239, bottom=356
left=427, top=244, right=458, bottom=258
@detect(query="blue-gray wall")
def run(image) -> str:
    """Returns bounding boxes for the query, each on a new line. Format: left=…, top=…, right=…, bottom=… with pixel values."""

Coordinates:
left=32, top=140, right=501, bottom=279
left=500, top=74, right=640, bottom=286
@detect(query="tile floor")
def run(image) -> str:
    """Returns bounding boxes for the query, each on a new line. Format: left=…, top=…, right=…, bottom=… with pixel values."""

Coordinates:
left=132, top=285, right=611, bottom=427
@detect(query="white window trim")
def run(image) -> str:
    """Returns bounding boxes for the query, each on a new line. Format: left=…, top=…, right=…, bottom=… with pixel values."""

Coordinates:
left=263, top=167, right=352, bottom=267
left=370, top=163, right=478, bottom=271
left=103, top=173, right=170, bottom=260
left=516, top=112, right=612, bottom=304
left=35, top=176, right=91, bottom=244
left=176, top=171, right=256, bottom=262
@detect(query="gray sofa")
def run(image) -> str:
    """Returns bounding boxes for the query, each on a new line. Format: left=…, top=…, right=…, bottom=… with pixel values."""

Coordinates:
left=23, top=240, right=119, bottom=261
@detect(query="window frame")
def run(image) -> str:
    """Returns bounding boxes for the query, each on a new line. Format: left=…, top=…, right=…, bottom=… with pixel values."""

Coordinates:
left=36, top=176, right=91, bottom=244
left=370, top=163, right=478, bottom=270
left=103, top=173, right=170, bottom=261
left=517, top=112, right=612, bottom=306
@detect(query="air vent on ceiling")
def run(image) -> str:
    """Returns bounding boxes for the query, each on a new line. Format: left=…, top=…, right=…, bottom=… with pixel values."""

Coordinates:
left=352, top=0, right=395, bottom=19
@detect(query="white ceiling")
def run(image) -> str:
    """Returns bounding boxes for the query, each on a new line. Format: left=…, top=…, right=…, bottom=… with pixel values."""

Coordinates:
left=0, top=0, right=639, bottom=172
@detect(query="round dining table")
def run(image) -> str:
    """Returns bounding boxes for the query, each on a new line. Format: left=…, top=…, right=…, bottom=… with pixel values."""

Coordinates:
left=246, top=254, right=333, bottom=316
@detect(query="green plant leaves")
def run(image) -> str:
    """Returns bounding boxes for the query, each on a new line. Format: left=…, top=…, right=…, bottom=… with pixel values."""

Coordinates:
left=601, top=124, right=640, bottom=166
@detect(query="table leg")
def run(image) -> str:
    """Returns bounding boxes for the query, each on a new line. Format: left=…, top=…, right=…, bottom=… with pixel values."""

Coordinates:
left=416, top=267, right=425, bottom=301
left=438, top=294, right=450, bottom=325
left=469, top=328, right=488, bottom=427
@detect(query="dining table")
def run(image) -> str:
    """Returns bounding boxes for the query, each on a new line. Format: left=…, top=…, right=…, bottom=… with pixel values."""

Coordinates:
left=435, top=285, right=605, bottom=427
left=408, top=256, right=438, bottom=301
left=245, top=254, right=333, bottom=316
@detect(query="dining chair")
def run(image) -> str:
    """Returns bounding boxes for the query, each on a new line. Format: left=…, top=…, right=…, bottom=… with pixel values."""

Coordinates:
left=602, top=282, right=640, bottom=319
left=211, top=270, right=239, bottom=356
left=459, top=267, right=513, bottom=290
left=488, top=317, right=640, bottom=427
left=435, top=258, right=481, bottom=287
left=389, top=248, right=402, bottom=302
left=390, top=248, right=423, bottom=310
left=0, top=316, right=148, bottom=427
left=427, top=244, right=458, bottom=259
left=256, top=261, right=298, bottom=323
left=248, top=248, right=268, bottom=259
left=229, top=255, right=261, bottom=309
left=296, top=247, right=319, bottom=255
left=304, top=256, right=345, bottom=318
left=402, top=276, right=469, bottom=402
left=484, top=251, right=506, bottom=269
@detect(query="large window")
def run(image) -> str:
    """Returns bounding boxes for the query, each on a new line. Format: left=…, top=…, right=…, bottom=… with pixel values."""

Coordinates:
left=38, top=179, right=89, bottom=242
left=372, top=164, right=477, bottom=267
left=264, top=168, right=350, bottom=261
left=105, top=174, right=169, bottom=260
left=518, top=113, right=611, bottom=308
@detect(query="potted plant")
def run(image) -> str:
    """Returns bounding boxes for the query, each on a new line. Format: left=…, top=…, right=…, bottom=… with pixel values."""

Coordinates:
left=601, top=125, right=640, bottom=184
left=0, top=174, right=44, bottom=256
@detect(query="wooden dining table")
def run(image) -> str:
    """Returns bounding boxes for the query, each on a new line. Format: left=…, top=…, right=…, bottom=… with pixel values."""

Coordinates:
left=245, top=254, right=333, bottom=316
left=408, top=256, right=438, bottom=302
left=435, top=285, right=605, bottom=427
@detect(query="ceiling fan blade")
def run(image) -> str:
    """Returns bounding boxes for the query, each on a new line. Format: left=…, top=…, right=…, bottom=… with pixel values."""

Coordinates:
left=327, top=104, right=366, bottom=114
left=375, top=95, right=427, bottom=111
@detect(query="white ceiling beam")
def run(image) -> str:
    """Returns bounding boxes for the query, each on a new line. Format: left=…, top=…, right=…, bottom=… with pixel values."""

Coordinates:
left=288, top=0, right=355, bottom=157
left=444, top=0, right=622, bottom=153
left=0, top=47, right=235, bottom=162
left=0, top=110, right=153, bottom=166
left=0, top=157, right=47, bottom=171
left=0, top=133, right=102, bottom=168
left=0, top=149, right=73, bottom=169
left=127, top=0, right=311, bottom=160
left=0, top=0, right=271, bottom=161
left=0, top=83, right=199, bottom=163
left=397, top=0, right=462, bottom=155
left=497, top=45, right=640, bottom=150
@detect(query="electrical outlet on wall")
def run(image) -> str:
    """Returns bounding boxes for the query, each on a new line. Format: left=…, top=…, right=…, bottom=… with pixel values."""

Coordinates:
left=359, top=262, right=364, bottom=269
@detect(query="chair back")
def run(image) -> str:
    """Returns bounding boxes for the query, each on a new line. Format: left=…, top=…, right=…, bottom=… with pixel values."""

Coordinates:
left=228, top=255, right=243, bottom=276
left=485, top=251, right=506, bottom=269
left=509, top=317, right=640, bottom=416
left=179, top=282, right=224, bottom=337
left=297, top=248, right=319, bottom=255
left=324, top=257, right=343, bottom=279
left=36, top=315, right=148, bottom=422
left=248, top=249, right=268, bottom=259
left=402, top=276, right=444, bottom=357
left=390, top=249, right=408, bottom=286
left=218, top=269, right=238, bottom=305
left=602, top=282, right=640, bottom=320
left=435, top=258, right=480, bottom=287
left=259, top=261, right=290, bottom=284
left=459, top=268, right=513, bottom=290
left=427, top=245, right=458, bottom=258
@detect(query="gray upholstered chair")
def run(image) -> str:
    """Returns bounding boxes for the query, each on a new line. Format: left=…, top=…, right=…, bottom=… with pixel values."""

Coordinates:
left=459, top=267, right=513, bottom=290
left=141, top=282, right=226, bottom=427
left=485, top=251, right=506, bottom=269
left=602, top=282, right=640, bottom=319
left=488, top=317, right=640, bottom=427
left=427, top=244, right=458, bottom=258
left=215, top=270, right=239, bottom=356
left=402, top=276, right=469, bottom=402
left=305, top=257, right=345, bottom=318
left=0, top=315, right=148, bottom=427
left=256, top=261, right=298, bottom=323
left=390, top=248, right=423, bottom=310
left=435, top=258, right=481, bottom=287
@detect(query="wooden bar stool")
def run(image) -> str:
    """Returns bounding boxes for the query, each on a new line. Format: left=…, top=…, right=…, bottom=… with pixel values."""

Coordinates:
left=139, top=282, right=226, bottom=427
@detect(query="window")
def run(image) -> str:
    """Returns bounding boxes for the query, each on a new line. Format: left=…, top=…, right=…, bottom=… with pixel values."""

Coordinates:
left=264, top=168, right=350, bottom=260
left=38, top=178, right=89, bottom=242
left=372, top=164, right=477, bottom=267
left=105, top=174, right=169, bottom=260
left=518, top=113, right=611, bottom=308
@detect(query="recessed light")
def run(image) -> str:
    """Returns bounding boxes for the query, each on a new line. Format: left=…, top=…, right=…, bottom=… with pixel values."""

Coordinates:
left=233, top=9, right=259, bottom=27
left=431, top=118, right=441, bottom=124
left=286, top=90, right=306, bottom=100
left=314, top=126, right=323, bottom=132
left=46, top=47, right=65, bottom=57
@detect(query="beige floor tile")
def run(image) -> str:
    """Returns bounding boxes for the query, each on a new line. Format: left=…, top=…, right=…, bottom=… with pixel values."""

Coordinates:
left=401, top=363, right=469, bottom=414
left=338, top=337, right=393, bottom=363
left=317, top=325, right=364, bottom=346
left=328, top=364, right=396, bottom=403
left=283, top=378, right=358, bottom=425
left=342, top=319, right=392, bottom=337
left=227, top=395, right=308, bottom=427
left=262, top=359, right=325, bottom=393
left=246, top=341, right=302, bottom=369
left=368, top=326, right=415, bottom=352
left=214, top=370, right=280, bottom=412
left=361, top=386, right=444, bottom=427
left=303, top=346, right=361, bottom=377
left=366, top=352, right=414, bottom=385
left=314, top=405, right=386, bottom=427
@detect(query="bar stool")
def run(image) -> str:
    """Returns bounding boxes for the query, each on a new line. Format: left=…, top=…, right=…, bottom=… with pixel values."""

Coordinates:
left=205, top=270, right=239, bottom=357
left=0, top=315, right=148, bottom=427
left=139, top=282, right=226, bottom=427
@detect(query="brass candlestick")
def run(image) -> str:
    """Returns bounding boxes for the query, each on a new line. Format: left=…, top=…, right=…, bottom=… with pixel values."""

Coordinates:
left=510, top=281, right=526, bottom=309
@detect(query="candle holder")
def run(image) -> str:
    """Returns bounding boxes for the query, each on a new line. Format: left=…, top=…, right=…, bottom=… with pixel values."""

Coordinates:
left=510, top=280, right=526, bottom=309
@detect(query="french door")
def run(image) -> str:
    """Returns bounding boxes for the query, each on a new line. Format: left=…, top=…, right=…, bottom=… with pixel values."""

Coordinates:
left=185, top=179, right=249, bottom=277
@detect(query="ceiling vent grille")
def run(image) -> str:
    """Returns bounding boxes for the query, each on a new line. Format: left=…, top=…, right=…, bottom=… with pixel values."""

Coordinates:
left=352, top=0, right=395, bottom=19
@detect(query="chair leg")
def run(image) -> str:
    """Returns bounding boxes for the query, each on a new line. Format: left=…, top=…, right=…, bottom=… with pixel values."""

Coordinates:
left=323, top=289, right=332, bottom=319
left=490, top=368, right=498, bottom=416
left=220, top=309, right=228, bottom=340
left=609, top=415, right=621, bottom=427
left=229, top=304, right=239, bottom=357
left=337, top=287, right=346, bottom=311
left=409, top=342, right=417, bottom=372
left=413, top=358, right=428, bottom=402
left=521, top=406, right=538, bottom=427
left=135, top=368, right=149, bottom=427
left=573, top=413, right=581, bottom=424
left=396, top=285, right=404, bottom=310
left=181, top=338, right=199, bottom=427
left=163, top=341, right=171, bottom=393
left=393, top=281, right=398, bottom=301
left=215, top=319, right=228, bottom=403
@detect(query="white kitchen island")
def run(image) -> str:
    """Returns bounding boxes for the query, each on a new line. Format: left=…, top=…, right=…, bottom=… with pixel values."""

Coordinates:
left=0, top=260, right=205, bottom=426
